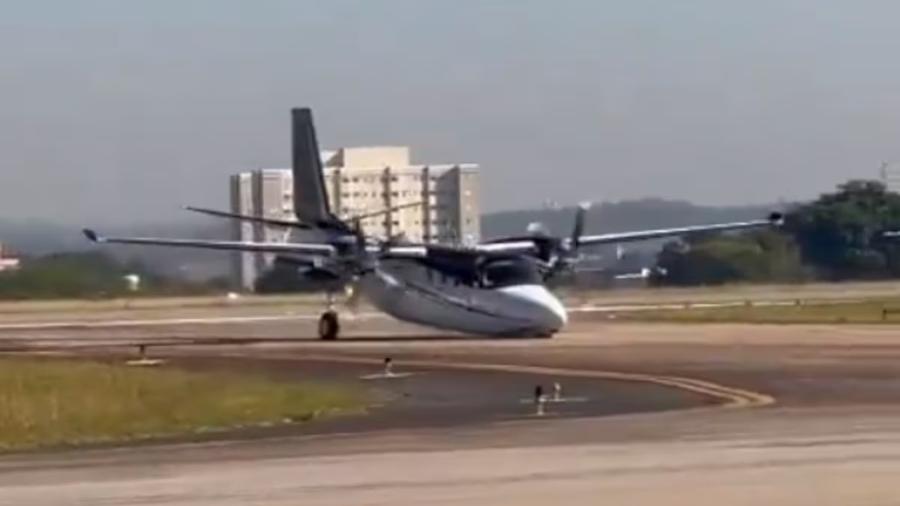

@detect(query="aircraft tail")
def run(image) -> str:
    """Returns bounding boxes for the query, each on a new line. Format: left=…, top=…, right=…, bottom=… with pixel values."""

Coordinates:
left=292, top=108, right=340, bottom=229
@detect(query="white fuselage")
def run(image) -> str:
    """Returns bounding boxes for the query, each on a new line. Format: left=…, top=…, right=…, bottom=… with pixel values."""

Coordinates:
left=357, top=266, right=567, bottom=337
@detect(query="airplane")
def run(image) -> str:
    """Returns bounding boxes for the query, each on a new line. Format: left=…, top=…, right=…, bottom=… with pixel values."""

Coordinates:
left=84, top=108, right=783, bottom=340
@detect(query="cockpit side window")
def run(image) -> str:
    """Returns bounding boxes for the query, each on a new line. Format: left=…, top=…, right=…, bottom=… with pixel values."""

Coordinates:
left=482, top=258, right=542, bottom=288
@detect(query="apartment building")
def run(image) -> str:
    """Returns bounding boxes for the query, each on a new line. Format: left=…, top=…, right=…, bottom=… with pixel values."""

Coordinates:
left=229, top=146, right=480, bottom=290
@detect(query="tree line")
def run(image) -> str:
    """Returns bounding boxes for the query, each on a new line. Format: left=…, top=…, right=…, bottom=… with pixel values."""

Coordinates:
left=0, top=252, right=228, bottom=299
left=654, top=180, right=900, bottom=285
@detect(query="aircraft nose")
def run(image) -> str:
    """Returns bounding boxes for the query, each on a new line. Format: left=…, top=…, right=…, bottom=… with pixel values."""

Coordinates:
left=498, top=285, right=568, bottom=332
left=540, top=292, right=568, bottom=330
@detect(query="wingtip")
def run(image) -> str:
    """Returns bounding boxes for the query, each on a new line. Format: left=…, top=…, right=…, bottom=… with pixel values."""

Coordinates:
left=82, top=229, right=100, bottom=242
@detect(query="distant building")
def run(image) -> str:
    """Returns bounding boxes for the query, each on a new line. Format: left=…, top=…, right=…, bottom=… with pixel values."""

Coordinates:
left=229, top=172, right=257, bottom=291
left=880, top=162, right=900, bottom=193
left=229, top=146, right=480, bottom=290
left=0, top=243, right=21, bottom=272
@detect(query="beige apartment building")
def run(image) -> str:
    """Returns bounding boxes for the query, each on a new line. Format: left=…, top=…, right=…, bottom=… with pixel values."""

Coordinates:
left=881, top=162, right=900, bottom=193
left=230, top=146, right=480, bottom=290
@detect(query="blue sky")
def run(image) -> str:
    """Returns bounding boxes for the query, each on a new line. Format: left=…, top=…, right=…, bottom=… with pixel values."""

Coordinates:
left=3, top=1, right=900, bottom=224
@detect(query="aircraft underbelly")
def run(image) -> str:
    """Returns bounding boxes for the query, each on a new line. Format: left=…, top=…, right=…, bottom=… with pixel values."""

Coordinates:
left=359, top=268, right=564, bottom=336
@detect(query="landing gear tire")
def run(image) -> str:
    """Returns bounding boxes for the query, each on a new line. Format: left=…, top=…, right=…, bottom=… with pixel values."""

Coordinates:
left=318, top=311, right=340, bottom=341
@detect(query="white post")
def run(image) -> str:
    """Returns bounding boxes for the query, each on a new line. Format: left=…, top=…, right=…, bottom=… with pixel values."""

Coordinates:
left=534, top=385, right=546, bottom=416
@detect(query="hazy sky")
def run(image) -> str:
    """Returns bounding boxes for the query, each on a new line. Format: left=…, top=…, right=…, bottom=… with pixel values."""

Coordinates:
left=3, top=0, right=900, bottom=225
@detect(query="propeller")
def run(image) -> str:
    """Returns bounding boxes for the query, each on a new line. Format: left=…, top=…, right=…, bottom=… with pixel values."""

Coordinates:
left=544, top=202, right=591, bottom=279
left=569, top=201, right=588, bottom=251
left=341, top=217, right=374, bottom=314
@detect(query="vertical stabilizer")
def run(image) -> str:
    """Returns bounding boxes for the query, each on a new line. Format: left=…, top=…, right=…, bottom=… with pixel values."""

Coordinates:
left=292, top=108, right=334, bottom=227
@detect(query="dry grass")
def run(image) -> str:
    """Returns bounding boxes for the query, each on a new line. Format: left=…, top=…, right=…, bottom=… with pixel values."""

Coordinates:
left=0, top=293, right=321, bottom=316
left=0, top=358, right=363, bottom=450
left=608, top=298, right=900, bottom=324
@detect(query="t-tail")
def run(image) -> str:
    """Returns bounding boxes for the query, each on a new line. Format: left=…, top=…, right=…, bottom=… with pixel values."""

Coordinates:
left=291, top=108, right=349, bottom=232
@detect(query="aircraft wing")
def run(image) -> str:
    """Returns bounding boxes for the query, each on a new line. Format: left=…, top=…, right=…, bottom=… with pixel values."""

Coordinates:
left=573, top=214, right=783, bottom=248
left=83, top=229, right=336, bottom=256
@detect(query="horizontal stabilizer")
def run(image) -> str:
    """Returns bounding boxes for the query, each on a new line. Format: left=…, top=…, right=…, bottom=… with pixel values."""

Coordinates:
left=185, top=206, right=310, bottom=229
left=348, top=201, right=424, bottom=221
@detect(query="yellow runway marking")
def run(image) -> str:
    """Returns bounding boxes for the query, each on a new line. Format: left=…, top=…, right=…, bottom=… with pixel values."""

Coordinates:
left=222, top=351, right=775, bottom=409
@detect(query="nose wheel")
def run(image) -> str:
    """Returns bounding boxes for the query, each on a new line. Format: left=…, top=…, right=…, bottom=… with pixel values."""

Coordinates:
left=318, top=310, right=340, bottom=341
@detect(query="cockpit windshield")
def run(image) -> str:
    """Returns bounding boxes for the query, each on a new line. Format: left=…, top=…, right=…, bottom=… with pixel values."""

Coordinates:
left=482, top=258, right=543, bottom=288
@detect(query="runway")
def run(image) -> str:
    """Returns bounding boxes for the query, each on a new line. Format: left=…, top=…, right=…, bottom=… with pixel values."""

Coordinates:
left=1, top=314, right=900, bottom=504
left=3, top=409, right=899, bottom=505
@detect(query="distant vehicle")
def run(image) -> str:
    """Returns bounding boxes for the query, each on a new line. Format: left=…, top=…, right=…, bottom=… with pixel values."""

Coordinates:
left=85, top=108, right=782, bottom=340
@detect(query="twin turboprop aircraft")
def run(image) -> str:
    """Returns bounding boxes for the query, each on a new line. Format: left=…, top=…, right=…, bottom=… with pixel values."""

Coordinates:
left=84, top=108, right=782, bottom=340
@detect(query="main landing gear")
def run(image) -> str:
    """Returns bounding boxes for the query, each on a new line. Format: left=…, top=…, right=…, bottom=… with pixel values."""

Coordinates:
left=318, top=310, right=340, bottom=340
left=318, top=291, right=340, bottom=341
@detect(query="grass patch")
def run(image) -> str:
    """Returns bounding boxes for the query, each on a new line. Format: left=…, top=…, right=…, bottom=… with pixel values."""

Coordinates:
left=608, top=298, right=900, bottom=324
left=0, top=358, right=363, bottom=450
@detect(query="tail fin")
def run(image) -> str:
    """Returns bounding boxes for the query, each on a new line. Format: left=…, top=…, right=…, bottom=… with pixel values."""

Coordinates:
left=292, top=108, right=337, bottom=228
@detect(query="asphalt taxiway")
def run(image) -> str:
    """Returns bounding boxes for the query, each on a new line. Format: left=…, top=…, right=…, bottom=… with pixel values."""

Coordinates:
left=2, top=314, right=900, bottom=505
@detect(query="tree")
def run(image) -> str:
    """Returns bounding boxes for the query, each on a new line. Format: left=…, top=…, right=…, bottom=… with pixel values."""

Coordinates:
left=653, top=230, right=807, bottom=286
left=0, top=252, right=221, bottom=299
left=785, top=180, right=900, bottom=279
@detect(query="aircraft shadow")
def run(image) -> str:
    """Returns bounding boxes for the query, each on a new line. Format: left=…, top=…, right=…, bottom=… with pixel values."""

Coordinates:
left=172, top=335, right=547, bottom=346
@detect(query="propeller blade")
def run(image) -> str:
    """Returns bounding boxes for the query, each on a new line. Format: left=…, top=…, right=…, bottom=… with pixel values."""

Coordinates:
left=353, top=218, right=365, bottom=252
left=570, top=202, right=589, bottom=251
left=344, top=278, right=362, bottom=314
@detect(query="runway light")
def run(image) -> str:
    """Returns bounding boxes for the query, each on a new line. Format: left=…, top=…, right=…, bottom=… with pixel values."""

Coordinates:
left=359, top=357, right=413, bottom=380
left=534, top=384, right=546, bottom=416
left=125, top=343, right=164, bottom=367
